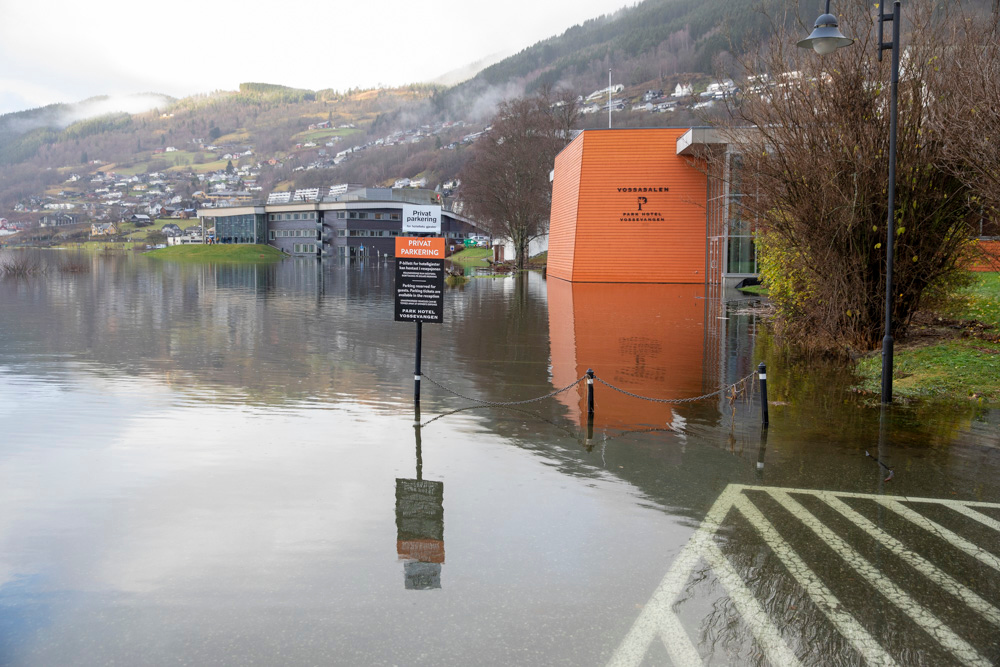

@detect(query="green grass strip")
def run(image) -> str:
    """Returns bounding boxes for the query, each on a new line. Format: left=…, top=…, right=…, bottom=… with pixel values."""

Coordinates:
left=145, top=244, right=286, bottom=263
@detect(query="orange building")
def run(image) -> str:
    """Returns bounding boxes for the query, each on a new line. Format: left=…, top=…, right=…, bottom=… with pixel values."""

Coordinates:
left=548, top=128, right=755, bottom=286
left=971, top=239, right=1000, bottom=272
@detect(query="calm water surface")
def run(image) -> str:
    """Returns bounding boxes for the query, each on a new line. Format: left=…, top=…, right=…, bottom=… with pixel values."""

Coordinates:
left=0, top=251, right=997, bottom=665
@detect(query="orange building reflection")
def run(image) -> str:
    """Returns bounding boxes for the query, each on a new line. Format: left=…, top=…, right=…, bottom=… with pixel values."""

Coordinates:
left=548, top=280, right=707, bottom=428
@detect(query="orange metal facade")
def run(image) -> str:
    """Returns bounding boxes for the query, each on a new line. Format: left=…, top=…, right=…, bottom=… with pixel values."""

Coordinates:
left=971, top=239, right=1000, bottom=272
left=548, top=128, right=708, bottom=283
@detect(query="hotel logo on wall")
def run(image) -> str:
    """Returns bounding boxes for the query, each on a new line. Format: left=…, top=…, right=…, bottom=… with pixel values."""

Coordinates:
left=402, top=204, right=442, bottom=234
left=617, top=185, right=668, bottom=223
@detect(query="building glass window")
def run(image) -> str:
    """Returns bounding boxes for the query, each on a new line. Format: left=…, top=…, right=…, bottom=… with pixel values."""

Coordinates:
left=216, top=213, right=264, bottom=244
left=725, top=154, right=757, bottom=275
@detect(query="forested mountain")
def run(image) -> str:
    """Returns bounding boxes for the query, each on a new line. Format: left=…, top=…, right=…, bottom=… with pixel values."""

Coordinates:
left=455, top=0, right=783, bottom=94
left=0, top=0, right=865, bottom=221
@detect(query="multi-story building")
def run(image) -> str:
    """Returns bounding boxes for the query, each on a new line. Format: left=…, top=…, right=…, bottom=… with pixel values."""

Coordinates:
left=197, top=187, right=481, bottom=258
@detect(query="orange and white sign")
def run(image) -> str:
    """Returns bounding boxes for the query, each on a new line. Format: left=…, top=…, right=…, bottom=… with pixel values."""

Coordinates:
left=395, top=237, right=445, bottom=258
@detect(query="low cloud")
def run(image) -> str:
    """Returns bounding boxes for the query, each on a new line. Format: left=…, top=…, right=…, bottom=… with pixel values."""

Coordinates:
left=1, top=93, right=173, bottom=136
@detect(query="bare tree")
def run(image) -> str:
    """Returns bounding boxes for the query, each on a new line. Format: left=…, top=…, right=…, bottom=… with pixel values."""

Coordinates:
left=939, top=5, right=1000, bottom=238
left=459, top=94, right=576, bottom=269
left=713, top=0, right=988, bottom=352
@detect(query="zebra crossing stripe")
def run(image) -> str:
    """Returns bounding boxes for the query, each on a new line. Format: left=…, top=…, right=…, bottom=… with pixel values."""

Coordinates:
left=609, top=485, right=1000, bottom=667
left=872, top=497, right=1000, bottom=573
left=732, top=492, right=897, bottom=667
left=817, top=492, right=1000, bottom=629
left=606, top=484, right=739, bottom=667
left=769, top=490, right=990, bottom=667
left=947, top=503, right=1000, bottom=534
left=701, top=540, right=801, bottom=666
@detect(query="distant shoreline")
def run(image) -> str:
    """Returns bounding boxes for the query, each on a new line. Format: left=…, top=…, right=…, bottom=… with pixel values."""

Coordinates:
left=145, top=244, right=286, bottom=262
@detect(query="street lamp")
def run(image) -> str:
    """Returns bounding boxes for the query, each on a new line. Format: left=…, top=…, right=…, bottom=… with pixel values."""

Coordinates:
left=797, top=1, right=854, bottom=54
left=798, top=0, right=901, bottom=405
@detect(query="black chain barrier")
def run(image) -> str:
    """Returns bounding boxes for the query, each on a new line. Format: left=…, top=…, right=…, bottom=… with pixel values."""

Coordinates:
left=594, top=369, right=759, bottom=405
left=418, top=403, right=583, bottom=439
left=420, top=369, right=759, bottom=408
left=420, top=374, right=588, bottom=407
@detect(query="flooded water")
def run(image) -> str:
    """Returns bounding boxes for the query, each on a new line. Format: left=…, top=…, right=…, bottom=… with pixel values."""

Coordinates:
left=0, top=250, right=998, bottom=666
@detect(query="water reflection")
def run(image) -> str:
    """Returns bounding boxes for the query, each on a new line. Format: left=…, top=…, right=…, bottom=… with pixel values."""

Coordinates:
left=1, top=251, right=998, bottom=665
left=395, top=424, right=445, bottom=590
left=548, top=280, right=709, bottom=428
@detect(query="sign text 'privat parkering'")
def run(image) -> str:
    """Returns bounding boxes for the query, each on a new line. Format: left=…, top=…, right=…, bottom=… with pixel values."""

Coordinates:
left=394, top=237, right=445, bottom=324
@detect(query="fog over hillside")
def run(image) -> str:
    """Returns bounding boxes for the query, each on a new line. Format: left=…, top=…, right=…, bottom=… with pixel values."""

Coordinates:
left=428, top=51, right=516, bottom=88
left=1, top=94, right=173, bottom=135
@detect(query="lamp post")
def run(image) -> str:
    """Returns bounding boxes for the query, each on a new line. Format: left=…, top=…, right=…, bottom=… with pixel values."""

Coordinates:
left=796, top=1, right=854, bottom=54
left=798, top=0, right=901, bottom=404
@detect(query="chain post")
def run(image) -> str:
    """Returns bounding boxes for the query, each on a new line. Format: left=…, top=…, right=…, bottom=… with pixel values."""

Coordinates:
left=586, top=369, right=595, bottom=417
left=758, top=362, right=769, bottom=428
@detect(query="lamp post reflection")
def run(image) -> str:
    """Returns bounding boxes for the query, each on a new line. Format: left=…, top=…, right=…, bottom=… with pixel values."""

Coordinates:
left=395, top=421, right=445, bottom=590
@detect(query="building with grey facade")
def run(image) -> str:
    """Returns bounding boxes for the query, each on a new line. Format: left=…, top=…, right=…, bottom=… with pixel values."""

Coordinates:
left=197, top=187, right=481, bottom=258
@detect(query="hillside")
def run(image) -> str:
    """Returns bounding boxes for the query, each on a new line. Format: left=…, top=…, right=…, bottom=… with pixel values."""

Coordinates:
left=0, top=0, right=803, bottom=230
left=450, top=0, right=782, bottom=99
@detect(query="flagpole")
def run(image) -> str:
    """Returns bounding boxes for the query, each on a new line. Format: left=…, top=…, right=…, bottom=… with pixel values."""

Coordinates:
left=608, top=69, right=612, bottom=129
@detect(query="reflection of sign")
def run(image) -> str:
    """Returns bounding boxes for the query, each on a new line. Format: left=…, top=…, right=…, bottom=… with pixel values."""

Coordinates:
left=402, top=204, right=442, bottom=234
left=395, top=479, right=444, bottom=543
left=616, top=337, right=666, bottom=383
left=396, top=478, right=445, bottom=590
left=395, top=238, right=444, bottom=323
left=403, top=561, right=441, bottom=590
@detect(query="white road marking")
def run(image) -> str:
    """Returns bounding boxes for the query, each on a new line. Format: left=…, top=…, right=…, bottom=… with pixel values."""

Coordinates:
left=817, top=492, right=1000, bottom=628
left=873, top=498, right=1000, bottom=573
left=701, top=541, right=801, bottom=667
left=769, top=490, right=990, bottom=667
left=610, top=485, right=1000, bottom=667
left=947, top=503, right=1000, bottom=534
left=607, top=485, right=741, bottom=667
left=733, top=493, right=897, bottom=667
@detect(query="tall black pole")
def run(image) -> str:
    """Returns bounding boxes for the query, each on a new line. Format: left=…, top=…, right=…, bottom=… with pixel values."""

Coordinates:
left=879, top=1, right=901, bottom=404
left=414, top=321, right=422, bottom=408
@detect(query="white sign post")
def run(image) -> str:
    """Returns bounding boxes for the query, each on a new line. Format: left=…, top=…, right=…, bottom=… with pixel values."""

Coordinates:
left=402, top=204, right=441, bottom=234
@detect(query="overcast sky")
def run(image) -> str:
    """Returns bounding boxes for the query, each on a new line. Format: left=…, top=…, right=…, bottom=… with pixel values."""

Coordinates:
left=0, top=0, right=630, bottom=116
